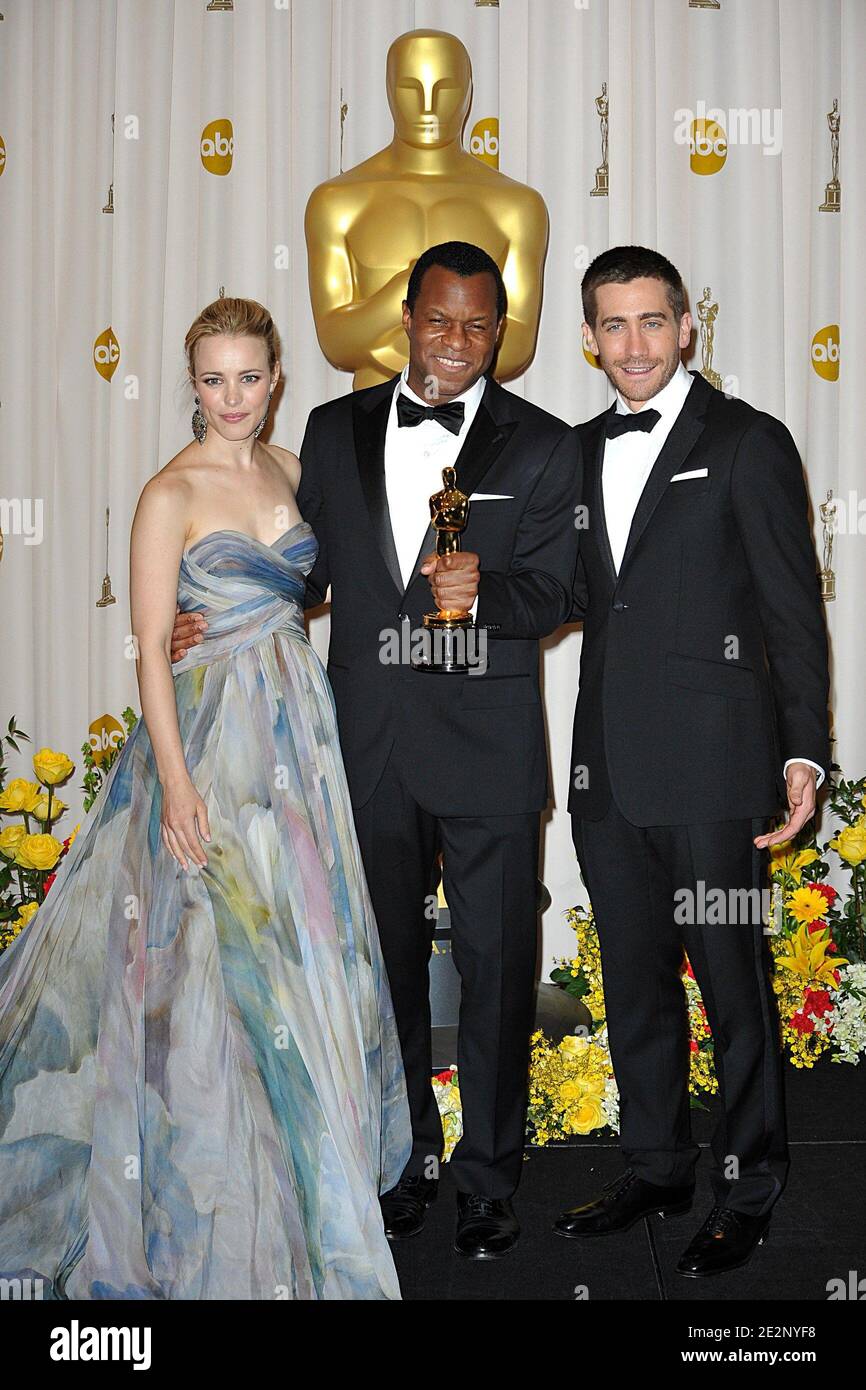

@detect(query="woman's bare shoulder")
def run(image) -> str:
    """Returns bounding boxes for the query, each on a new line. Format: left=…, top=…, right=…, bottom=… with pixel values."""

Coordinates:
left=268, top=444, right=302, bottom=488
left=133, top=455, right=196, bottom=534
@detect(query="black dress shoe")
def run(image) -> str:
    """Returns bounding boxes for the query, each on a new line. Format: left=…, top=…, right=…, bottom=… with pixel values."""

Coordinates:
left=454, top=1192, right=519, bottom=1259
left=553, top=1167, right=694, bottom=1237
left=380, top=1174, right=438, bottom=1240
left=676, top=1204, right=770, bottom=1277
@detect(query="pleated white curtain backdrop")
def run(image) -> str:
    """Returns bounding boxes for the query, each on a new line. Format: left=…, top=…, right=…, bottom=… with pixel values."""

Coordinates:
left=0, top=0, right=861, bottom=968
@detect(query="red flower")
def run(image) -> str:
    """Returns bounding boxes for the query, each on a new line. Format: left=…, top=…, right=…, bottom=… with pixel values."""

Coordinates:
left=433, top=1070, right=455, bottom=1085
left=803, top=987, right=832, bottom=1017
left=807, top=882, right=838, bottom=908
left=43, top=873, right=57, bottom=895
left=689, top=1039, right=699, bottom=1053
left=790, top=1009, right=815, bottom=1034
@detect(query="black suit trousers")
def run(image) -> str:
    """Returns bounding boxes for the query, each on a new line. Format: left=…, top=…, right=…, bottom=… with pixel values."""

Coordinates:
left=572, top=798, right=789, bottom=1216
left=353, top=749, right=540, bottom=1199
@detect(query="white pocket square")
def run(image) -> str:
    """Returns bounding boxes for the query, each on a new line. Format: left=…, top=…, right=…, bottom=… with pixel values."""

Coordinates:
left=469, top=492, right=514, bottom=501
left=670, top=468, right=708, bottom=482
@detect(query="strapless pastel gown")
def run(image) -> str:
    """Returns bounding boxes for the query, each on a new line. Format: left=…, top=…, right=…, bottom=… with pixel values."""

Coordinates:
left=0, top=523, right=412, bottom=1299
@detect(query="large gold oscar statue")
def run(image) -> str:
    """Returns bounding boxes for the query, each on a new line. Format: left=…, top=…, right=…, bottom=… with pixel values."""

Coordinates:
left=305, top=28, right=548, bottom=390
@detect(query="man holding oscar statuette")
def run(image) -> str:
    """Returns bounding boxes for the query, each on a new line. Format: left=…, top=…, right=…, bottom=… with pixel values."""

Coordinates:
left=171, top=242, right=581, bottom=1259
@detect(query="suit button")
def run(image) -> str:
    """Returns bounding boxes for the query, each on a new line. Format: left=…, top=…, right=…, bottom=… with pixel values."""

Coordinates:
left=612, top=600, right=628, bottom=613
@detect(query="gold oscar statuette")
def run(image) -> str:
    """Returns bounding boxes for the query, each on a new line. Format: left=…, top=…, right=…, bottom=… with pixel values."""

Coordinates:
left=819, top=99, right=841, bottom=212
left=305, top=29, right=548, bottom=390
left=697, top=286, right=723, bottom=391
left=96, top=507, right=116, bottom=608
left=415, top=466, right=474, bottom=674
left=590, top=83, right=609, bottom=197
left=820, top=489, right=836, bottom=602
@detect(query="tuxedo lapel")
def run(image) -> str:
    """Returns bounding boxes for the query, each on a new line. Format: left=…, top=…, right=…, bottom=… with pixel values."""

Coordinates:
left=588, top=412, right=617, bottom=586
left=351, top=380, right=404, bottom=596
left=615, top=372, right=715, bottom=584
left=401, top=378, right=517, bottom=598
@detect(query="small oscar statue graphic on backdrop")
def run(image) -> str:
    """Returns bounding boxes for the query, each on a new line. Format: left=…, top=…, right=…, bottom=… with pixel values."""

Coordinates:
left=819, top=99, right=840, bottom=212
left=689, top=1, right=720, bottom=10
left=415, top=466, right=474, bottom=674
left=819, top=490, right=837, bottom=602
left=103, top=114, right=114, bottom=214
left=696, top=287, right=723, bottom=391
left=590, top=84, right=609, bottom=197
left=96, top=507, right=116, bottom=608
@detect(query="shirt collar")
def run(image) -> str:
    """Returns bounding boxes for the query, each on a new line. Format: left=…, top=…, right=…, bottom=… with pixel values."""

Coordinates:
left=614, top=360, right=693, bottom=418
left=397, top=363, right=487, bottom=426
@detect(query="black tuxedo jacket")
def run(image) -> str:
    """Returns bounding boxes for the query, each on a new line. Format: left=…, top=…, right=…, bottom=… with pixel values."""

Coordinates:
left=567, top=370, right=831, bottom=825
left=297, top=374, right=579, bottom=815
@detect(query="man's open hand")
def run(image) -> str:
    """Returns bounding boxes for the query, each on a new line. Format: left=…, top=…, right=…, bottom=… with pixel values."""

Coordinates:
left=170, top=605, right=208, bottom=663
left=420, top=550, right=480, bottom=614
left=754, top=763, right=818, bottom=849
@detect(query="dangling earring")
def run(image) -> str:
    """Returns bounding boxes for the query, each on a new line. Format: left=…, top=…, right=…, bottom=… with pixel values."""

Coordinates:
left=192, top=396, right=207, bottom=445
left=253, top=390, right=273, bottom=440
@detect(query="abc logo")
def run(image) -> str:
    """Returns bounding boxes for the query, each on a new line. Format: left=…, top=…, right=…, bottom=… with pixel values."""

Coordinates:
left=89, top=715, right=125, bottom=766
left=93, top=328, right=120, bottom=382
left=0, top=135, right=6, bottom=176
left=469, top=117, right=499, bottom=168
left=201, top=119, right=234, bottom=175
left=811, top=325, right=840, bottom=381
left=690, top=118, right=727, bottom=175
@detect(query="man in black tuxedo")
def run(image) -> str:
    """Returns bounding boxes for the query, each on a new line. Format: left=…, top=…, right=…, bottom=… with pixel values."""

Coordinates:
left=173, top=242, right=579, bottom=1257
left=552, top=246, right=830, bottom=1276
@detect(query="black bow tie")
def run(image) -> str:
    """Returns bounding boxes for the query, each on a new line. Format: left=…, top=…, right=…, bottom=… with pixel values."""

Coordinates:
left=396, top=393, right=466, bottom=436
left=604, top=407, right=661, bottom=440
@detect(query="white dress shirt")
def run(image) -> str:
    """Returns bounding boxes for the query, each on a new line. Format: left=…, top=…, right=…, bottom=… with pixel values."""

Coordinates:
left=384, top=364, right=486, bottom=601
left=602, top=361, right=823, bottom=788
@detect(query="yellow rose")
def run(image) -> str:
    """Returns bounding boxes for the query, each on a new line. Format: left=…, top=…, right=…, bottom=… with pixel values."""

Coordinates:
left=32, top=748, right=74, bottom=787
left=15, top=901, right=39, bottom=928
left=829, top=821, right=866, bottom=868
left=0, top=778, right=43, bottom=813
left=14, top=833, right=63, bottom=871
left=560, top=1033, right=590, bottom=1057
left=558, top=1079, right=584, bottom=1105
left=0, top=824, right=27, bottom=857
left=569, top=1095, right=605, bottom=1134
left=30, top=794, right=67, bottom=822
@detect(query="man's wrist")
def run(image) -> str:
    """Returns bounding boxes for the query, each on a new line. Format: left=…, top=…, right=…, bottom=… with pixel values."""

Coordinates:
left=784, top=757, right=825, bottom=789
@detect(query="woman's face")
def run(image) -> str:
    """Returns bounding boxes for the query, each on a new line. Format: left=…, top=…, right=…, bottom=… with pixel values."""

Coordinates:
left=191, top=334, right=277, bottom=440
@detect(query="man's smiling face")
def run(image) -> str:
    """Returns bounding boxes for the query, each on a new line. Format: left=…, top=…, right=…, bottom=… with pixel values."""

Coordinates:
left=403, top=264, right=503, bottom=402
left=583, top=276, right=692, bottom=409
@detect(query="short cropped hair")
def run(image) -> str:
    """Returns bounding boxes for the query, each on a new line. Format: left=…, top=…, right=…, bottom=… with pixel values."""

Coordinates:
left=406, top=241, right=507, bottom=320
left=582, top=246, right=685, bottom=327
